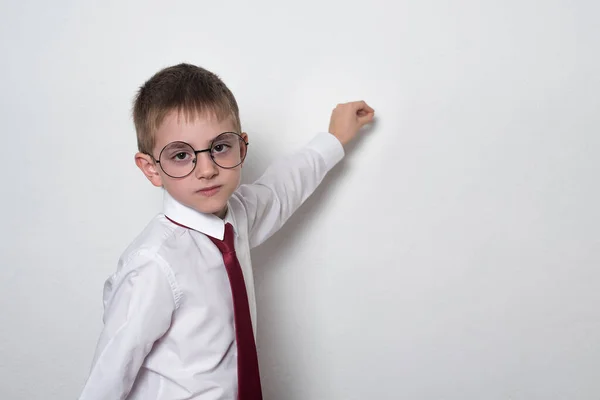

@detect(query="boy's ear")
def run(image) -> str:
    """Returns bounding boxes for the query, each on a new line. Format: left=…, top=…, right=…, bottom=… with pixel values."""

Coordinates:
left=241, top=132, right=249, bottom=167
left=135, top=152, right=163, bottom=187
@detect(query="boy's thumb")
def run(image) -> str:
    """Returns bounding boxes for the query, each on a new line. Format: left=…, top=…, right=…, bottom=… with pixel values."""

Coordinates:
left=358, top=113, right=374, bottom=125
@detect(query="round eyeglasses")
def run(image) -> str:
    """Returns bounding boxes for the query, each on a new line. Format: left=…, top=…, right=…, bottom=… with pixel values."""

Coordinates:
left=152, top=132, right=249, bottom=178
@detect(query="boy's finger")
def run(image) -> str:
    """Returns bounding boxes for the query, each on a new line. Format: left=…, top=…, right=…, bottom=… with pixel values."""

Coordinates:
left=357, top=112, right=375, bottom=125
left=352, top=100, right=374, bottom=114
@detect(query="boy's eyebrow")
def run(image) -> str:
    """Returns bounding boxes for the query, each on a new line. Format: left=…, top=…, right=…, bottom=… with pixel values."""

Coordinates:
left=207, top=131, right=235, bottom=142
left=207, top=133, right=222, bottom=142
left=159, top=141, right=190, bottom=150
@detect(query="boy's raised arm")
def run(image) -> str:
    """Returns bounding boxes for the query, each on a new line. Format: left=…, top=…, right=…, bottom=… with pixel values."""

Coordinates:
left=235, top=101, right=374, bottom=249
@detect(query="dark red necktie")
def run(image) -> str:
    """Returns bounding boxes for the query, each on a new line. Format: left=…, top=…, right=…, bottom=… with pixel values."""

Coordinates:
left=208, top=223, right=263, bottom=400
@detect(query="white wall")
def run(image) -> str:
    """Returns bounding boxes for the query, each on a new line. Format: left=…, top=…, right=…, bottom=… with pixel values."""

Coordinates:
left=1, top=0, right=599, bottom=399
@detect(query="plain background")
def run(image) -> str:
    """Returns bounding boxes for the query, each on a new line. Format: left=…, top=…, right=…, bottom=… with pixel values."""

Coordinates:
left=1, top=0, right=599, bottom=399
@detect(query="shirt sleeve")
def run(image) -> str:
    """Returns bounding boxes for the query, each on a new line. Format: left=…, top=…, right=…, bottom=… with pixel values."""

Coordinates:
left=235, top=132, right=345, bottom=249
left=78, top=258, right=177, bottom=400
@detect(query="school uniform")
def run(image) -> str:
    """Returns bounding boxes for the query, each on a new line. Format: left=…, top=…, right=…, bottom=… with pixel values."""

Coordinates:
left=79, top=132, right=344, bottom=400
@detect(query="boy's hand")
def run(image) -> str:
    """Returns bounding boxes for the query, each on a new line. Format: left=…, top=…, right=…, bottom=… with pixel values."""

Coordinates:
left=328, top=100, right=375, bottom=146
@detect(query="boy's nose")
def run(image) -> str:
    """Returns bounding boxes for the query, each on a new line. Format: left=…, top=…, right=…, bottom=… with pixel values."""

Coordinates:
left=194, top=152, right=218, bottom=179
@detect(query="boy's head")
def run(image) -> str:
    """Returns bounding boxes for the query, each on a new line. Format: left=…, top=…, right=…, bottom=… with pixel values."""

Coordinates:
left=133, top=63, right=248, bottom=218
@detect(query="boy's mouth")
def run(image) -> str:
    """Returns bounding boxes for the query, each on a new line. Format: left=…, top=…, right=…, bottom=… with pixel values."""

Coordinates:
left=196, top=185, right=222, bottom=197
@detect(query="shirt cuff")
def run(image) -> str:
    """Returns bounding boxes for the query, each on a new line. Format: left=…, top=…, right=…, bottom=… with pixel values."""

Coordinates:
left=306, top=132, right=345, bottom=171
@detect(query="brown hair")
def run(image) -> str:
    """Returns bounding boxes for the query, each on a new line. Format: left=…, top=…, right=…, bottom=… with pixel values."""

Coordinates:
left=132, top=63, right=241, bottom=155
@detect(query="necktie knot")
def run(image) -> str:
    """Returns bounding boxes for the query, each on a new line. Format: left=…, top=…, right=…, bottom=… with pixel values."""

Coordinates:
left=213, top=222, right=236, bottom=254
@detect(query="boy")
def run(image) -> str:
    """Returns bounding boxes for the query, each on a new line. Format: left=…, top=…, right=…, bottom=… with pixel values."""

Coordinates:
left=79, top=63, right=374, bottom=400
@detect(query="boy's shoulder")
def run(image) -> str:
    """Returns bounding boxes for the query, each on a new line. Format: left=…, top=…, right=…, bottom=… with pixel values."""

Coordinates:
left=101, top=214, right=184, bottom=308
left=118, top=213, right=180, bottom=265
left=104, top=214, right=181, bottom=288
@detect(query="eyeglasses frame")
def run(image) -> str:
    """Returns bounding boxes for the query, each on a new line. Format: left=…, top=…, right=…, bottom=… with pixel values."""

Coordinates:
left=149, top=131, right=249, bottom=178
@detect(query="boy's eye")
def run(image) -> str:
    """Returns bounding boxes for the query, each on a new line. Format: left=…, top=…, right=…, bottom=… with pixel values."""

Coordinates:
left=212, top=143, right=231, bottom=154
left=169, top=151, right=192, bottom=161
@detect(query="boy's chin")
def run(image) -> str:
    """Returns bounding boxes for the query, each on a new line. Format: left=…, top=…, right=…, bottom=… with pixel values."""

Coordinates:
left=170, top=191, right=229, bottom=218
left=193, top=200, right=228, bottom=218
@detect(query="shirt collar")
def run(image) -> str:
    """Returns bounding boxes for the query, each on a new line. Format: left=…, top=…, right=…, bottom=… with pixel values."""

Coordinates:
left=162, top=190, right=238, bottom=240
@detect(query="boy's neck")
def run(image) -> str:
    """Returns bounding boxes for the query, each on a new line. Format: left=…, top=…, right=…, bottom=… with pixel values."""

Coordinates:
left=213, top=205, right=228, bottom=220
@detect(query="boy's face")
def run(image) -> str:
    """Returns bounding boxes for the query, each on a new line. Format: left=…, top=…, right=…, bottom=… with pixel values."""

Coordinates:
left=135, top=110, right=247, bottom=218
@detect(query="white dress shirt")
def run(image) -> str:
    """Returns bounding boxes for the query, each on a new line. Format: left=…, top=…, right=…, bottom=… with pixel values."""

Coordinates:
left=79, top=132, right=344, bottom=400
